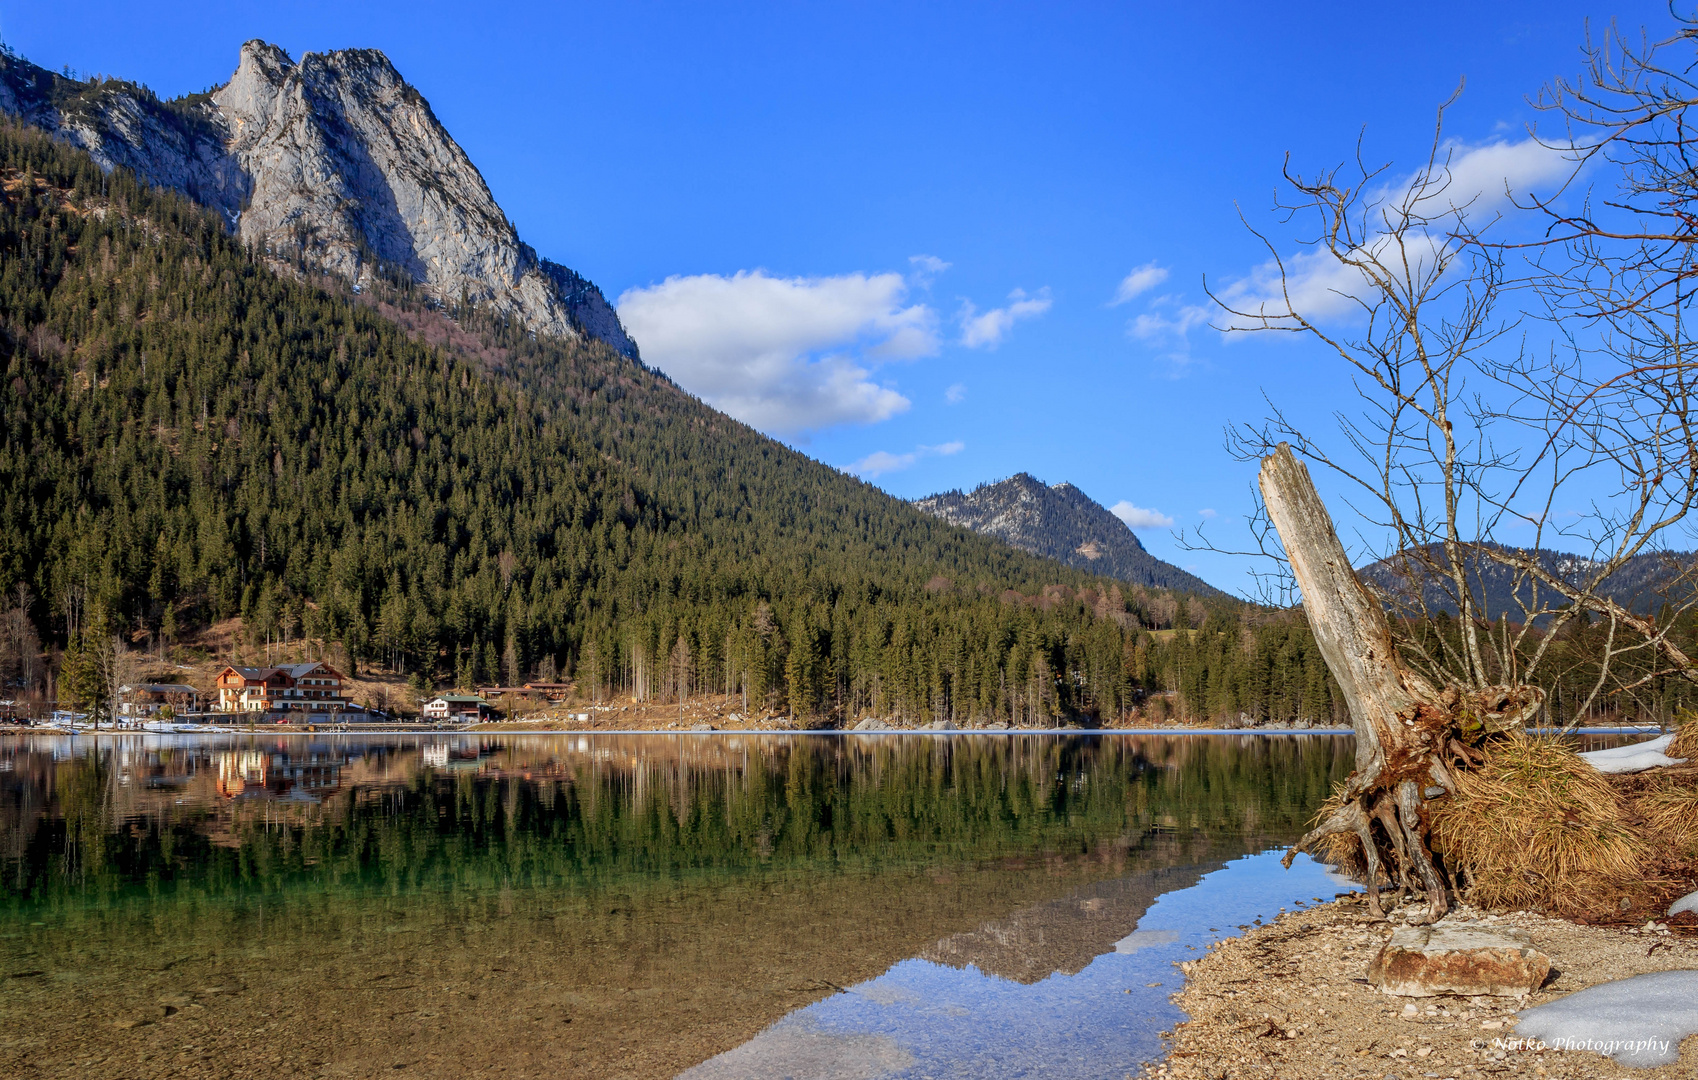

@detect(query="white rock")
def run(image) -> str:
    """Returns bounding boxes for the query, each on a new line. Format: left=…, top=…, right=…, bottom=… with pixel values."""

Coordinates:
left=1669, top=890, right=1698, bottom=918
left=1577, top=733, right=1687, bottom=774
left=1516, top=970, right=1698, bottom=1068
left=0, top=43, right=638, bottom=359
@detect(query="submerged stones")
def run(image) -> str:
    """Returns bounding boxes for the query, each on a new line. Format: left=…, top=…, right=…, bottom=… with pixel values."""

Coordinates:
left=1367, top=922, right=1550, bottom=997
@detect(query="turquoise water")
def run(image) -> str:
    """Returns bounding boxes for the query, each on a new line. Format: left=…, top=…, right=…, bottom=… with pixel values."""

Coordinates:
left=0, top=732, right=1354, bottom=1079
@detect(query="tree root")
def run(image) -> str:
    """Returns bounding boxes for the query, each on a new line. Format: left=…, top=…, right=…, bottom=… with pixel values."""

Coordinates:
left=1283, top=782, right=1452, bottom=923
left=1397, top=780, right=1449, bottom=924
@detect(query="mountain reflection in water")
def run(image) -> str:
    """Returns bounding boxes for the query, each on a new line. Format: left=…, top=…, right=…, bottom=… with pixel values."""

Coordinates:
left=0, top=732, right=1351, bottom=1079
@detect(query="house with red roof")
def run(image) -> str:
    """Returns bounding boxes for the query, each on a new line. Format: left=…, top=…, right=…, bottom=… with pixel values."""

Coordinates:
left=214, top=661, right=352, bottom=717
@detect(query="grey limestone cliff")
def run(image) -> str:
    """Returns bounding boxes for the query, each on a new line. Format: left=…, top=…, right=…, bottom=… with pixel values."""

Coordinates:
left=0, top=41, right=638, bottom=358
left=914, top=473, right=1222, bottom=596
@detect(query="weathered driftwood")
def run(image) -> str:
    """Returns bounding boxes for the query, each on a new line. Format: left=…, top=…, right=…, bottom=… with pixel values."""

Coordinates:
left=1259, top=444, right=1541, bottom=923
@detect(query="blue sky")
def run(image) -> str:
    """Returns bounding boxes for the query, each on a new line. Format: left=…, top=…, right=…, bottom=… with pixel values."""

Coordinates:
left=3, top=1, right=1672, bottom=593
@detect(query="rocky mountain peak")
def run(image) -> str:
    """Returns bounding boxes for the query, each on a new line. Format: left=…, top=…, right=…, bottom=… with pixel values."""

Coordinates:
left=914, top=475, right=1221, bottom=596
left=215, top=41, right=295, bottom=139
left=0, top=40, right=639, bottom=359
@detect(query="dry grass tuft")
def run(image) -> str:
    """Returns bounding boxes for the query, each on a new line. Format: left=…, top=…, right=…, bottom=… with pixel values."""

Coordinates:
left=1627, top=766, right=1698, bottom=858
left=1669, top=710, right=1698, bottom=761
left=1431, top=734, right=1642, bottom=915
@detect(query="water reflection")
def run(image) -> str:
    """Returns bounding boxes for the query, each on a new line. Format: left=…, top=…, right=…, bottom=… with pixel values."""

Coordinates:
left=685, top=853, right=1352, bottom=1080
left=0, top=733, right=1351, bottom=1079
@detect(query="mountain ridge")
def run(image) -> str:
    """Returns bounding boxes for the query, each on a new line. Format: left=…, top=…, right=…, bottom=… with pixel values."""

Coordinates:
left=914, top=473, right=1223, bottom=597
left=1358, top=541, right=1695, bottom=621
left=0, top=39, right=639, bottom=358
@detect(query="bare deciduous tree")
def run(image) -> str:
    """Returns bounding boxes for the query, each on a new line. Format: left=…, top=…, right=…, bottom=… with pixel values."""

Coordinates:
left=1211, top=53, right=1698, bottom=917
left=1, top=584, right=44, bottom=698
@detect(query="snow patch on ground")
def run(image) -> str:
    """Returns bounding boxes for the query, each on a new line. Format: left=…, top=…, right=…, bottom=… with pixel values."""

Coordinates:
left=1515, top=970, right=1698, bottom=1068
left=1577, top=733, right=1687, bottom=774
left=1670, top=890, right=1698, bottom=918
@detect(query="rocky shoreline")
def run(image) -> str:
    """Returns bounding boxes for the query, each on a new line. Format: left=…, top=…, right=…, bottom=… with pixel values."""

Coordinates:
left=1144, top=896, right=1698, bottom=1079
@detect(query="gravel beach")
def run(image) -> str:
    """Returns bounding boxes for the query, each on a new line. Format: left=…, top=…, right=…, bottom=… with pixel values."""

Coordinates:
left=1144, top=896, right=1698, bottom=1080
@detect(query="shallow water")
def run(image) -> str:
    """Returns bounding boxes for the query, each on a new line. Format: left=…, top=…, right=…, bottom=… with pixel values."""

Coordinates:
left=0, top=732, right=1353, bottom=1079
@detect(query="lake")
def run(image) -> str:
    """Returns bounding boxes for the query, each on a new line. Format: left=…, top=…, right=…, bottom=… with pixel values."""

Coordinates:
left=0, top=732, right=1357, bottom=1079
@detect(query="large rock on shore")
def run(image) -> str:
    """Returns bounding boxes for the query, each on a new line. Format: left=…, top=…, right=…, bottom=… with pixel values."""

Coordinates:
left=1368, top=922, right=1550, bottom=997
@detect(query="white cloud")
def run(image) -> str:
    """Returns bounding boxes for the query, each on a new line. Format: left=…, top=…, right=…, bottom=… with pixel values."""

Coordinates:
left=846, top=440, right=964, bottom=479
left=945, top=382, right=967, bottom=404
left=1216, top=235, right=1435, bottom=327
left=1217, top=138, right=1576, bottom=328
left=1110, top=501, right=1176, bottom=530
left=1128, top=299, right=1211, bottom=342
left=1111, top=262, right=1170, bottom=305
left=960, top=287, right=1052, bottom=348
left=1417, top=137, right=1575, bottom=216
left=617, top=270, right=940, bottom=434
left=1198, top=508, right=1218, bottom=519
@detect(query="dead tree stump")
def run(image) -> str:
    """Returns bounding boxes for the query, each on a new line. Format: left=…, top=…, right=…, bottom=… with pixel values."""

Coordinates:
left=1259, top=444, right=1541, bottom=923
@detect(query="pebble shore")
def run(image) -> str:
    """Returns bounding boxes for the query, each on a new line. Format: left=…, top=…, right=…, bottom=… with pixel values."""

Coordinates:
left=1143, top=896, right=1698, bottom=1080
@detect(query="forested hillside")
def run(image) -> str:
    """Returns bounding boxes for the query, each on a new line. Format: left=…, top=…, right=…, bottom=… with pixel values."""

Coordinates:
left=0, top=121, right=1353, bottom=725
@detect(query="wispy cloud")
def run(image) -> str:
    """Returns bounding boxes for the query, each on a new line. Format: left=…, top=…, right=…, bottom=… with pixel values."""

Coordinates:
left=945, top=382, right=967, bottom=404
left=1198, top=508, right=1218, bottom=519
left=1128, top=298, right=1210, bottom=343
left=846, top=440, right=965, bottom=478
left=1110, top=501, right=1175, bottom=529
left=617, top=269, right=940, bottom=434
left=1217, top=138, right=1576, bottom=327
left=1119, top=293, right=1213, bottom=376
left=909, top=254, right=951, bottom=286
left=960, top=287, right=1052, bottom=348
left=1111, top=262, right=1169, bottom=305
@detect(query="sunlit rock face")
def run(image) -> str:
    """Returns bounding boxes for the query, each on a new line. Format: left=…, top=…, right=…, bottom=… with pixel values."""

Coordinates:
left=0, top=41, right=639, bottom=359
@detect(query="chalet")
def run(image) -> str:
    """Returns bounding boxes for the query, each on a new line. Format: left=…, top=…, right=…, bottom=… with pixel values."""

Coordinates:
left=214, top=662, right=351, bottom=716
left=476, top=685, right=541, bottom=700
left=475, top=681, right=572, bottom=703
left=522, top=682, right=573, bottom=701
left=422, top=694, right=492, bottom=721
left=117, top=683, right=200, bottom=719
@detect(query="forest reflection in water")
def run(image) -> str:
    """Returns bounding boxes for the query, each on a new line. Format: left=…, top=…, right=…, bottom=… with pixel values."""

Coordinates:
left=0, top=732, right=1351, bottom=1079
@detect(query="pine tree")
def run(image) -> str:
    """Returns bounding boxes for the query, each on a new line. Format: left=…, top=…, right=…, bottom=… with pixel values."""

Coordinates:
left=785, top=620, right=820, bottom=720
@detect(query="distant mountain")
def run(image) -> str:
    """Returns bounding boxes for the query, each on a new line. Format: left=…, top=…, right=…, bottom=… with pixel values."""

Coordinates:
left=1358, top=542, right=1695, bottom=621
left=0, top=40, right=638, bottom=357
left=914, top=474, right=1223, bottom=597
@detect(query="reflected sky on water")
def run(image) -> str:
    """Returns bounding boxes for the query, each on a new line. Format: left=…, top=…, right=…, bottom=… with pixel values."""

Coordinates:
left=683, top=851, right=1352, bottom=1080
left=0, top=732, right=1354, bottom=1079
